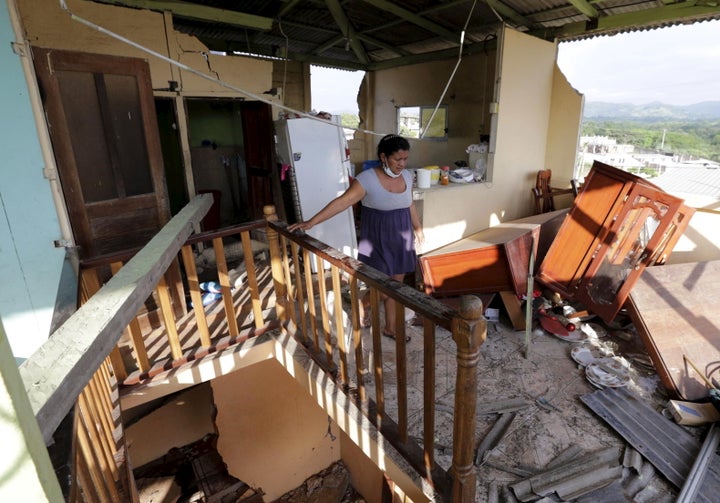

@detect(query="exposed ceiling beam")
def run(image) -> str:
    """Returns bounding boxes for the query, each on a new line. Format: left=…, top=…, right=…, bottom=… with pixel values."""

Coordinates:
left=566, top=0, right=599, bottom=19
left=278, top=0, right=304, bottom=18
left=368, top=35, right=500, bottom=71
left=355, top=33, right=412, bottom=57
left=361, top=0, right=461, bottom=42
left=550, top=0, right=720, bottom=38
left=324, top=0, right=370, bottom=65
left=484, top=0, right=533, bottom=29
left=90, top=0, right=273, bottom=30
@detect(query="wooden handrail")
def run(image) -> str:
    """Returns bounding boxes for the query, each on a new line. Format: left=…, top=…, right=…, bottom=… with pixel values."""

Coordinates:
left=264, top=206, right=483, bottom=501
left=29, top=199, right=483, bottom=502
left=19, top=194, right=213, bottom=442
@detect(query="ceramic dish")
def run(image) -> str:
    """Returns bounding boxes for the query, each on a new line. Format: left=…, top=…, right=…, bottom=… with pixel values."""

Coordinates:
left=570, top=342, right=601, bottom=366
left=581, top=322, right=608, bottom=339
left=548, top=328, right=586, bottom=343
left=585, top=358, right=630, bottom=388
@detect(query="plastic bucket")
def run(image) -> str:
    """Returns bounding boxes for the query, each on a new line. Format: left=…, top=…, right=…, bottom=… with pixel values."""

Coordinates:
left=417, top=168, right=432, bottom=189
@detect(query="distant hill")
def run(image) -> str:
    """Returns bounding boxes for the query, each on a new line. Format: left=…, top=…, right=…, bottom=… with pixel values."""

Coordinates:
left=584, top=101, right=720, bottom=121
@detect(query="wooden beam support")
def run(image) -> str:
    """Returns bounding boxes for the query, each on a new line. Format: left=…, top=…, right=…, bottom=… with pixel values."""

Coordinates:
left=324, top=0, right=370, bottom=65
left=362, top=0, right=461, bottom=42
left=19, top=194, right=212, bottom=443
left=549, top=1, right=720, bottom=38
left=90, top=0, right=273, bottom=30
left=566, top=0, right=599, bottom=19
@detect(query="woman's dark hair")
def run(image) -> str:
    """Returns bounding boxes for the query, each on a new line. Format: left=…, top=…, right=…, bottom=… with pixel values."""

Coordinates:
left=377, top=134, right=410, bottom=159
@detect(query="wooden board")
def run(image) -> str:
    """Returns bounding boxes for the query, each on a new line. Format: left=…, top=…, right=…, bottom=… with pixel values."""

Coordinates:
left=626, top=261, right=720, bottom=401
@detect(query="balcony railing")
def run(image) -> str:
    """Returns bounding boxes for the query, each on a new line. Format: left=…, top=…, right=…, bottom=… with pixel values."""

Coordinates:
left=18, top=196, right=485, bottom=502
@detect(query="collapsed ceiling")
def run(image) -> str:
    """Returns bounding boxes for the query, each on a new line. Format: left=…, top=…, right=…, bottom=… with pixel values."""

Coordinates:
left=89, top=0, right=720, bottom=71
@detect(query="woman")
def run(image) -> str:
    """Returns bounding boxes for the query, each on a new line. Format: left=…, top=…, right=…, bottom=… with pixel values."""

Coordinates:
left=288, top=134, right=424, bottom=340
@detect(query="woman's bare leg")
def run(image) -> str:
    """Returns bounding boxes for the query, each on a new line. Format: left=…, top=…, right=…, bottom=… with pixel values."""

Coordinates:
left=383, top=273, right=406, bottom=335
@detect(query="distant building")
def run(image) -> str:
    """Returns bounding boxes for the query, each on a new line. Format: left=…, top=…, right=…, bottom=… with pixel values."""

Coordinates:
left=652, top=165, right=720, bottom=206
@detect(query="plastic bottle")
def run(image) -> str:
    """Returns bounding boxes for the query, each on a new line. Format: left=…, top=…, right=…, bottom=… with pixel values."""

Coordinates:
left=440, top=166, right=450, bottom=185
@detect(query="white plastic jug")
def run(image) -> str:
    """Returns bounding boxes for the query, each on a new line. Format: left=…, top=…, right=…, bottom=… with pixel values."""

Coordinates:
left=417, top=168, right=431, bottom=189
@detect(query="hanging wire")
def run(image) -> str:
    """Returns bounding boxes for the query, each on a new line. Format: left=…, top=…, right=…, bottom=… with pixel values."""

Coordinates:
left=277, top=17, right=290, bottom=107
left=56, top=1, right=388, bottom=139
left=420, top=0, right=479, bottom=139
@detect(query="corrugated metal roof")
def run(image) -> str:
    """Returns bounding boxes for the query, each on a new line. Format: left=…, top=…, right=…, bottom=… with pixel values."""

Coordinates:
left=652, top=166, right=720, bottom=200
left=92, top=0, right=720, bottom=70
left=580, top=386, right=720, bottom=503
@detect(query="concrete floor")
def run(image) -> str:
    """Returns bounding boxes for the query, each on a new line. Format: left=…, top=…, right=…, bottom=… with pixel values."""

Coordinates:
left=361, top=299, right=681, bottom=502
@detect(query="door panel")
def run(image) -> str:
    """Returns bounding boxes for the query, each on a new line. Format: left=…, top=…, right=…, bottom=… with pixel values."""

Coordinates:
left=240, top=102, right=274, bottom=220
left=33, top=48, right=169, bottom=259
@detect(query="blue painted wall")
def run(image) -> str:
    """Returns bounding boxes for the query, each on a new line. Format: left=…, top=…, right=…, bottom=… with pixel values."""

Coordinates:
left=1, top=2, right=66, bottom=362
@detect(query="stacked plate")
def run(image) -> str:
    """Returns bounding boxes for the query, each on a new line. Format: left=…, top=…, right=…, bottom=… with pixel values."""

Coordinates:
left=585, top=358, right=631, bottom=389
left=580, top=322, right=608, bottom=339
left=570, top=343, right=631, bottom=389
left=570, top=342, right=601, bottom=366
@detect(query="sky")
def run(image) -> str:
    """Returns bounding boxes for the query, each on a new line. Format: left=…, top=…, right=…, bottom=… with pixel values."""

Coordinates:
left=556, top=19, right=720, bottom=106
left=311, top=18, right=720, bottom=112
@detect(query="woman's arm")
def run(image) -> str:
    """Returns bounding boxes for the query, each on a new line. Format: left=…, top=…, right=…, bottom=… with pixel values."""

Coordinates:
left=288, top=178, right=366, bottom=232
left=409, top=202, right=424, bottom=245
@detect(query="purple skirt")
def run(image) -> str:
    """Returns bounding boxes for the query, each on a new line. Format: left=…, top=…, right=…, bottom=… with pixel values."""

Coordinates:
left=357, top=206, right=416, bottom=276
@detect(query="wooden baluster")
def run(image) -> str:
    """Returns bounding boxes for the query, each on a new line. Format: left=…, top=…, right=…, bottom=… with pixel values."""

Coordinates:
left=77, top=392, right=121, bottom=501
left=110, top=261, right=151, bottom=372
left=290, top=241, right=309, bottom=345
left=212, top=237, right=240, bottom=339
left=349, top=276, right=366, bottom=402
left=156, top=274, right=183, bottom=361
left=450, top=295, right=486, bottom=502
left=265, top=206, right=289, bottom=326
left=85, top=376, right=118, bottom=478
left=395, top=300, right=408, bottom=443
left=331, top=265, right=348, bottom=383
left=315, top=255, right=335, bottom=372
left=240, top=230, right=264, bottom=329
left=180, top=244, right=211, bottom=347
left=423, top=317, right=436, bottom=475
left=279, top=234, right=297, bottom=323
left=303, top=248, right=319, bottom=349
left=369, top=288, right=384, bottom=421
left=83, top=266, right=128, bottom=382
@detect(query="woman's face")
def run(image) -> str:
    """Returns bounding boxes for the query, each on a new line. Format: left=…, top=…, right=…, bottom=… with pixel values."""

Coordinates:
left=382, top=149, right=409, bottom=176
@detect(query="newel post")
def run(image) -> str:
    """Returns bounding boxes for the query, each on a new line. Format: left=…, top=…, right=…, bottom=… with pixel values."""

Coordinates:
left=450, top=295, right=486, bottom=502
left=264, top=205, right=288, bottom=326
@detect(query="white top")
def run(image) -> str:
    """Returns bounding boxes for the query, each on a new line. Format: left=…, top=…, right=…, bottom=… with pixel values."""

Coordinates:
left=356, top=168, right=413, bottom=211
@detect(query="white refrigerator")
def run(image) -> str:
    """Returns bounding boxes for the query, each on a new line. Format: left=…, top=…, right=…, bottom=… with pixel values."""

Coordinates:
left=274, top=116, right=358, bottom=262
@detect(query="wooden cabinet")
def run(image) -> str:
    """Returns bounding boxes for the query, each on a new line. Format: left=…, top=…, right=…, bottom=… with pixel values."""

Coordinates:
left=418, top=210, right=568, bottom=297
left=536, top=161, right=695, bottom=323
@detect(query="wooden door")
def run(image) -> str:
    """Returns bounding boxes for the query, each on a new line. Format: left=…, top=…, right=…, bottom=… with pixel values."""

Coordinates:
left=575, top=182, right=685, bottom=322
left=240, top=102, right=274, bottom=220
left=33, top=48, right=170, bottom=259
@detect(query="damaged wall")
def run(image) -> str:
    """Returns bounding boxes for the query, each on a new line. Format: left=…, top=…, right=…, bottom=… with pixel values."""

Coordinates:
left=18, top=0, right=273, bottom=98
left=363, top=27, right=582, bottom=253
left=212, top=359, right=342, bottom=501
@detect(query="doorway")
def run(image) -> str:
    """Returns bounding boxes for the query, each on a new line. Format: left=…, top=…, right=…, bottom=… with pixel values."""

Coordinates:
left=184, top=99, right=278, bottom=228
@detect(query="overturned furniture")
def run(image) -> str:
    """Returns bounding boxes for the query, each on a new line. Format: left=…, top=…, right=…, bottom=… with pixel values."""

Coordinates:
left=419, top=209, right=568, bottom=298
left=536, top=161, right=695, bottom=324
